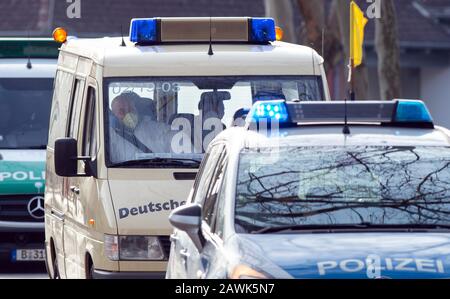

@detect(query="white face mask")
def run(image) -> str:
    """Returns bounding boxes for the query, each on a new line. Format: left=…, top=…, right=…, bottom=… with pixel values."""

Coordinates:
left=123, top=113, right=139, bottom=130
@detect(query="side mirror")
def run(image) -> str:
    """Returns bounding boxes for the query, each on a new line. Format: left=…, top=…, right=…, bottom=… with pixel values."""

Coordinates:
left=54, top=138, right=93, bottom=177
left=169, top=204, right=205, bottom=251
left=55, top=138, right=78, bottom=177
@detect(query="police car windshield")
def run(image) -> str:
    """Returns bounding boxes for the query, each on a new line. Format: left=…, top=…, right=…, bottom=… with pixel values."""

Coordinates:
left=105, top=76, right=323, bottom=166
left=235, top=146, right=450, bottom=233
left=0, top=78, right=53, bottom=149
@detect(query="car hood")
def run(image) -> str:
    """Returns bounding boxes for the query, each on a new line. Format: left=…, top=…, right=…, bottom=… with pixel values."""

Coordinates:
left=240, top=233, right=450, bottom=279
left=0, top=150, right=45, bottom=195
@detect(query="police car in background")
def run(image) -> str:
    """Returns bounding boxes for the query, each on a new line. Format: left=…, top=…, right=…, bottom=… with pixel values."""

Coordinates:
left=0, top=38, right=58, bottom=263
left=168, top=99, right=450, bottom=279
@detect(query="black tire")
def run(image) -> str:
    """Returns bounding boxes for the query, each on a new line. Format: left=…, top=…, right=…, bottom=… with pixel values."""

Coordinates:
left=52, top=255, right=60, bottom=279
left=85, top=256, right=94, bottom=279
left=48, top=243, right=60, bottom=279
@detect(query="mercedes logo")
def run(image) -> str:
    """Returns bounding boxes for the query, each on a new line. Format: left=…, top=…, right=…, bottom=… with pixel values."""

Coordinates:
left=27, top=196, right=45, bottom=220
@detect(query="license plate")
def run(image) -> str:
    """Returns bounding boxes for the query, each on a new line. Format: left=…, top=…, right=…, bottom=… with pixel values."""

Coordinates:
left=12, top=249, right=45, bottom=262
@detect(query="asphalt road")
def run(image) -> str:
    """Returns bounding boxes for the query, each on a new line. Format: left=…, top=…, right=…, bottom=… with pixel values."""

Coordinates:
left=0, top=262, right=48, bottom=279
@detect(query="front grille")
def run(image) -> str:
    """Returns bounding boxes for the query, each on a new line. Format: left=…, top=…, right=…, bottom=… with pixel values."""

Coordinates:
left=0, top=194, right=44, bottom=222
left=159, top=236, right=171, bottom=259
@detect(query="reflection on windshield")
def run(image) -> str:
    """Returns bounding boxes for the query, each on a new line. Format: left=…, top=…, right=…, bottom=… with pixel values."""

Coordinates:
left=105, top=76, right=323, bottom=166
left=0, top=78, right=53, bottom=149
left=235, top=146, right=450, bottom=233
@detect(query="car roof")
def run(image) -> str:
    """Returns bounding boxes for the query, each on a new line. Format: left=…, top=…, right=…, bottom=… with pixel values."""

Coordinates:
left=60, top=38, right=324, bottom=77
left=215, top=125, right=450, bottom=154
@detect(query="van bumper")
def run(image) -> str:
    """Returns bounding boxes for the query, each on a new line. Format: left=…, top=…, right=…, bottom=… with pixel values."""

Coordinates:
left=92, top=269, right=166, bottom=279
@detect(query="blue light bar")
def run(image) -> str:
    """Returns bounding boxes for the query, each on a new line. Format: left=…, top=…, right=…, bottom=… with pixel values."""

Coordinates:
left=250, top=18, right=276, bottom=43
left=394, top=100, right=433, bottom=123
left=129, top=18, right=158, bottom=43
left=250, top=100, right=289, bottom=123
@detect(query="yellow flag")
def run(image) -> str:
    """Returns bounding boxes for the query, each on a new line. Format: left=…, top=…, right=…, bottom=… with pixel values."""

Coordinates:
left=350, top=1, right=368, bottom=67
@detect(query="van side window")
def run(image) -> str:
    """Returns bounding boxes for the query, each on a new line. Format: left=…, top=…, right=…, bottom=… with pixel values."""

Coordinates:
left=202, top=150, right=227, bottom=229
left=48, top=71, right=74, bottom=145
left=193, top=144, right=224, bottom=205
left=82, top=87, right=97, bottom=157
left=67, top=79, right=85, bottom=138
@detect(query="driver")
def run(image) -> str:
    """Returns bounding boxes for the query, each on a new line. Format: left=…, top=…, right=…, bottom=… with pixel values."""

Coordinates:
left=109, top=92, right=172, bottom=162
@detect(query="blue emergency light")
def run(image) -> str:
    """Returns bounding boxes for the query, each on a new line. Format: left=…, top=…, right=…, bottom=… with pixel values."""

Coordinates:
left=250, top=18, right=276, bottom=43
left=129, top=18, right=158, bottom=44
left=246, top=99, right=434, bottom=129
left=129, top=17, right=276, bottom=44
left=250, top=100, right=290, bottom=123
left=394, top=100, right=433, bottom=123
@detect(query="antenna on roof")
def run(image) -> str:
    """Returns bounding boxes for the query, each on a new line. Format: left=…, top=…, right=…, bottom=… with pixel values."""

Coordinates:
left=120, top=25, right=126, bottom=47
left=208, top=1, right=214, bottom=56
left=26, top=32, right=32, bottom=69
left=343, top=95, right=351, bottom=135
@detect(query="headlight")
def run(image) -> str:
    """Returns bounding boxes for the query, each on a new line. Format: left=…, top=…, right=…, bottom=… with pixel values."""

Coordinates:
left=229, top=264, right=268, bottom=279
left=104, top=235, right=165, bottom=261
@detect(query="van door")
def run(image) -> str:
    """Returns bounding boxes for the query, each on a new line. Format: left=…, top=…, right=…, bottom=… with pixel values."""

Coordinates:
left=63, top=77, right=85, bottom=277
left=46, top=69, right=75, bottom=278
left=73, top=83, right=100, bottom=278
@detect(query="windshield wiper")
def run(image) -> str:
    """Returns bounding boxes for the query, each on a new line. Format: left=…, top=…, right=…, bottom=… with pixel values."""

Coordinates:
left=251, top=223, right=450, bottom=234
left=110, top=157, right=201, bottom=168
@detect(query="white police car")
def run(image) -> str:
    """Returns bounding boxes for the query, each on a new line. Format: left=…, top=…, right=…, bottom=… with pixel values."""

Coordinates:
left=167, top=99, right=450, bottom=279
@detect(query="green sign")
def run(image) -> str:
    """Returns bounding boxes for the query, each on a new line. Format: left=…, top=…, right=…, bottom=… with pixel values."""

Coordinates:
left=0, top=161, right=45, bottom=195
left=0, top=38, right=60, bottom=59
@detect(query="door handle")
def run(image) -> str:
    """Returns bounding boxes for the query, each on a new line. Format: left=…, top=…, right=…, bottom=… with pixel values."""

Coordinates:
left=70, top=186, right=80, bottom=195
left=51, top=209, right=65, bottom=221
left=180, top=248, right=190, bottom=260
left=170, top=233, right=179, bottom=242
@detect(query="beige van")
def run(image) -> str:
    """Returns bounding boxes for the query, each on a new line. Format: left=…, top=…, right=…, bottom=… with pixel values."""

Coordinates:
left=44, top=17, right=331, bottom=278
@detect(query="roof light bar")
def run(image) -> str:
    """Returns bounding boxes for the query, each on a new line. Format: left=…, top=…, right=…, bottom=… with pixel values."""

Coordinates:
left=245, top=100, right=434, bottom=129
left=129, top=17, right=276, bottom=44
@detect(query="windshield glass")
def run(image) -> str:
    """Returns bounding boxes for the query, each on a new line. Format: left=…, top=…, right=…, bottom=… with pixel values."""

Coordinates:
left=0, top=78, right=53, bottom=149
left=105, top=76, right=323, bottom=166
left=235, top=146, right=450, bottom=233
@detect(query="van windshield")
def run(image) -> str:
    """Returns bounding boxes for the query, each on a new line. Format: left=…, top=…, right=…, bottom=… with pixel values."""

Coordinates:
left=0, top=78, right=53, bottom=149
left=104, top=76, right=324, bottom=167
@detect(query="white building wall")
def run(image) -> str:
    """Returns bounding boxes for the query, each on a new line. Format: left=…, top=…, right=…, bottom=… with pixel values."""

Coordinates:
left=421, top=66, right=450, bottom=129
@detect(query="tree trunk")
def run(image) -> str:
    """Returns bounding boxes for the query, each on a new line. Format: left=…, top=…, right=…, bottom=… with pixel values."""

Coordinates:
left=296, top=0, right=345, bottom=77
left=264, top=0, right=298, bottom=44
left=334, top=0, right=369, bottom=100
left=375, top=0, right=401, bottom=100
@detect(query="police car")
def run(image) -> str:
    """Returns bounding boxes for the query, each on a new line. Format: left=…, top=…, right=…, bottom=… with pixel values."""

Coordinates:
left=0, top=38, right=58, bottom=263
left=167, top=99, right=450, bottom=279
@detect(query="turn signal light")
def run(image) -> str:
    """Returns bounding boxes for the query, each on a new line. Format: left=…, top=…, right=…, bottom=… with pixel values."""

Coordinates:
left=52, top=27, right=68, bottom=43
left=275, top=26, right=284, bottom=41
